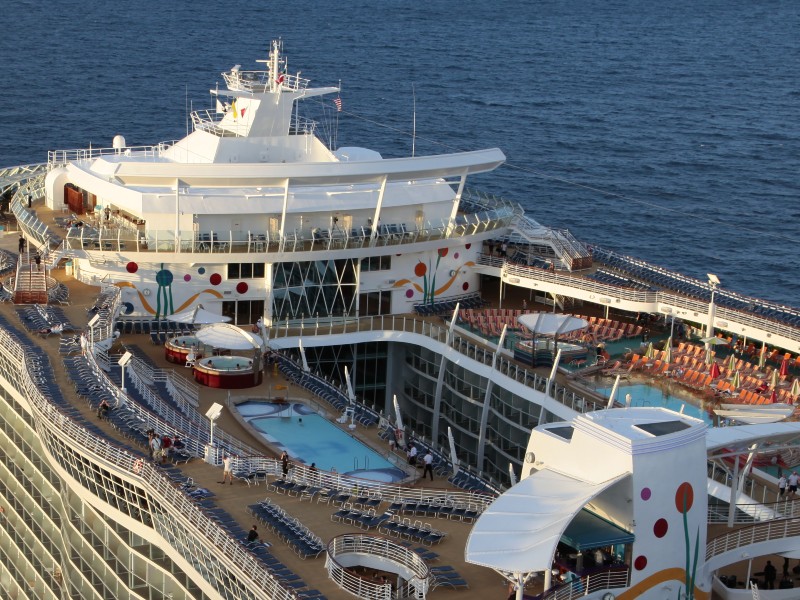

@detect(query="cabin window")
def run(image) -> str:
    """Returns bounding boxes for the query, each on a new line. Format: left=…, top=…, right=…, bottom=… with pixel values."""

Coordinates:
left=360, top=256, right=391, bottom=272
left=228, top=263, right=266, bottom=279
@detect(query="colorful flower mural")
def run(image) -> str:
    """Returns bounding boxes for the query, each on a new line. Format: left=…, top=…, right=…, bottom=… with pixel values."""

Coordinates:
left=394, top=246, right=475, bottom=304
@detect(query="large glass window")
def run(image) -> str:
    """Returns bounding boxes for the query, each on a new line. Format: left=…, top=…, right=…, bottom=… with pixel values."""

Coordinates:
left=272, top=259, right=357, bottom=320
left=359, top=291, right=391, bottom=316
left=222, top=300, right=264, bottom=325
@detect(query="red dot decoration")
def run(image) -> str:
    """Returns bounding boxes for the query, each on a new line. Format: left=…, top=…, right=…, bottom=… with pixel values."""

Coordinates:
left=414, top=263, right=427, bottom=277
left=634, top=556, right=647, bottom=570
left=465, top=243, right=471, bottom=249
left=126, top=262, right=138, bottom=273
left=405, top=289, right=414, bottom=298
left=653, top=518, right=668, bottom=538
left=236, top=281, right=248, bottom=294
left=462, top=282, right=469, bottom=291
left=675, top=482, right=694, bottom=513
left=209, top=273, right=222, bottom=286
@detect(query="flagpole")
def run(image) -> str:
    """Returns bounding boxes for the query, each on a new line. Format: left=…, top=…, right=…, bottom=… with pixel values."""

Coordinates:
left=412, top=83, right=416, bottom=157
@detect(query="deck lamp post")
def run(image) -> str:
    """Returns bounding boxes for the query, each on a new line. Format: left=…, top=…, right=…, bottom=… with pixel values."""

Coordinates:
left=706, top=273, right=720, bottom=339
left=88, top=314, right=100, bottom=347
left=118, top=351, right=133, bottom=392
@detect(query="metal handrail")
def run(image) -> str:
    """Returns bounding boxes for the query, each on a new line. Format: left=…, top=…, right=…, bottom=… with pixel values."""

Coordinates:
left=537, top=567, right=630, bottom=600
left=706, top=518, right=800, bottom=560
left=327, top=534, right=429, bottom=599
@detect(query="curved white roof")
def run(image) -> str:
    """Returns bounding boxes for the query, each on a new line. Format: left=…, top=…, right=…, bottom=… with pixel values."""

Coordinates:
left=706, top=422, right=800, bottom=454
left=517, top=313, right=588, bottom=336
left=166, top=305, right=232, bottom=325
left=195, top=323, right=263, bottom=350
left=465, top=469, right=628, bottom=574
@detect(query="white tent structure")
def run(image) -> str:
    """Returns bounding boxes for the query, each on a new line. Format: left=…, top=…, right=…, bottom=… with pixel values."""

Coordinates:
left=517, top=313, right=588, bottom=336
left=166, top=304, right=232, bottom=325
left=194, top=323, right=263, bottom=350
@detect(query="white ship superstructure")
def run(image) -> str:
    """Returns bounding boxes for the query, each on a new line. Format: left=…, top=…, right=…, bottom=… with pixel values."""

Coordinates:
left=41, top=40, right=511, bottom=324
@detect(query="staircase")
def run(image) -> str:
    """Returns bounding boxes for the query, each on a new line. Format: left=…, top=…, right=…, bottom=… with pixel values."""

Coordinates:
left=13, top=250, right=48, bottom=304
left=510, top=217, right=593, bottom=271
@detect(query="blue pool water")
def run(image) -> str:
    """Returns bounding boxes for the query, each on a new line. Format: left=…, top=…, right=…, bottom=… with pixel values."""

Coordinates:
left=236, top=401, right=405, bottom=482
left=595, top=383, right=713, bottom=425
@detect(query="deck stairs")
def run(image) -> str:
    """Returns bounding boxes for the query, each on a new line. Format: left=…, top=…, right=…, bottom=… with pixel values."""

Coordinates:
left=13, top=250, right=48, bottom=304
left=509, top=217, right=593, bottom=271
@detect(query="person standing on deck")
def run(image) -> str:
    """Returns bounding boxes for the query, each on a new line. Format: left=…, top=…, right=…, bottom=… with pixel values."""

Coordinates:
left=219, top=454, right=234, bottom=484
left=422, top=451, right=434, bottom=481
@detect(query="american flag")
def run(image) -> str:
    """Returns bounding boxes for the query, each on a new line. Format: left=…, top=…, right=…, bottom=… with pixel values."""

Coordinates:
left=333, top=97, right=342, bottom=112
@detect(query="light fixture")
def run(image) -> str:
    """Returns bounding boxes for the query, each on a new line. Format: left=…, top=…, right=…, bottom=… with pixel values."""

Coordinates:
left=602, top=593, right=616, bottom=600
left=525, top=452, right=536, bottom=463
left=707, top=273, right=720, bottom=286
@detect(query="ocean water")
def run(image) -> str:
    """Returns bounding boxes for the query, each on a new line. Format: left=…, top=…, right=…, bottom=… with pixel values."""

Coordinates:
left=0, top=0, right=797, bottom=305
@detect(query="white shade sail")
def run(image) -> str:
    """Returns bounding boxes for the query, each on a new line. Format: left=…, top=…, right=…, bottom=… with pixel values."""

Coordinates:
left=194, top=323, right=263, bottom=350
left=465, top=469, right=627, bottom=574
left=166, top=304, right=232, bottom=324
left=517, top=313, right=588, bottom=336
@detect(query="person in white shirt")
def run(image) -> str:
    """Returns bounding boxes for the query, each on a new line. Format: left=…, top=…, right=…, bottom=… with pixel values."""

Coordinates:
left=422, top=451, right=434, bottom=481
left=219, top=454, right=234, bottom=485
left=779, top=474, right=787, bottom=497
left=407, top=445, right=418, bottom=466
left=788, top=471, right=799, bottom=495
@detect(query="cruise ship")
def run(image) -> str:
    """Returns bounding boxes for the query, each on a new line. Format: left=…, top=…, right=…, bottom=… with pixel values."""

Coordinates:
left=2, top=40, right=800, bottom=599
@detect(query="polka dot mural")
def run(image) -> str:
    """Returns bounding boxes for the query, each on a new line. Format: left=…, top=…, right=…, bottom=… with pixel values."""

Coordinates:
left=653, top=518, right=668, bottom=538
left=640, top=487, right=651, bottom=501
left=184, top=274, right=191, bottom=282
left=405, top=289, right=414, bottom=298
left=236, top=282, right=248, bottom=294
left=198, top=267, right=206, bottom=275
left=209, top=273, right=222, bottom=286
left=126, top=262, right=138, bottom=273
left=634, top=556, right=647, bottom=570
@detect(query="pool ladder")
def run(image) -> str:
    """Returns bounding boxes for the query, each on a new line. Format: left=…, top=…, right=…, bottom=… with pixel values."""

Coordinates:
left=353, top=457, right=370, bottom=471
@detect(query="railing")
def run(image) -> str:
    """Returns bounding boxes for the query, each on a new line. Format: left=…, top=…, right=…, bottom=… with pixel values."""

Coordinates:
left=47, top=142, right=176, bottom=166
left=222, top=69, right=310, bottom=93
left=501, top=262, right=800, bottom=345
left=326, top=534, right=429, bottom=599
left=706, top=518, right=800, bottom=560
left=0, top=323, right=299, bottom=600
left=708, top=497, right=800, bottom=525
left=60, top=205, right=516, bottom=256
left=536, top=567, right=630, bottom=600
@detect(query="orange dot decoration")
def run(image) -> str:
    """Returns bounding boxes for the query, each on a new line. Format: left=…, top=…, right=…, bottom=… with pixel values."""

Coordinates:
left=414, top=262, right=427, bottom=277
left=675, top=482, right=694, bottom=513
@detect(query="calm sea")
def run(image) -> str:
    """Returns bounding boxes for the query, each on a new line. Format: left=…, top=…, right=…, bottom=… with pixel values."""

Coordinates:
left=0, top=0, right=797, bottom=305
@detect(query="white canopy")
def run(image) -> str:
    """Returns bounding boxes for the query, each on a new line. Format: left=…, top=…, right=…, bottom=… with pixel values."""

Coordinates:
left=166, top=304, right=232, bottom=324
left=517, top=313, right=588, bottom=336
left=194, top=323, right=263, bottom=350
left=465, top=469, right=627, bottom=573
left=706, top=422, right=800, bottom=455
left=713, top=409, right=793, bottom=424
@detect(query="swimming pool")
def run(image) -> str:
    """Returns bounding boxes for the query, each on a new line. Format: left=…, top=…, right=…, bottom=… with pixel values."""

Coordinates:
left=236, top=401, right=406, bottom=482
left=595, top=382, right=713, bottom=425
